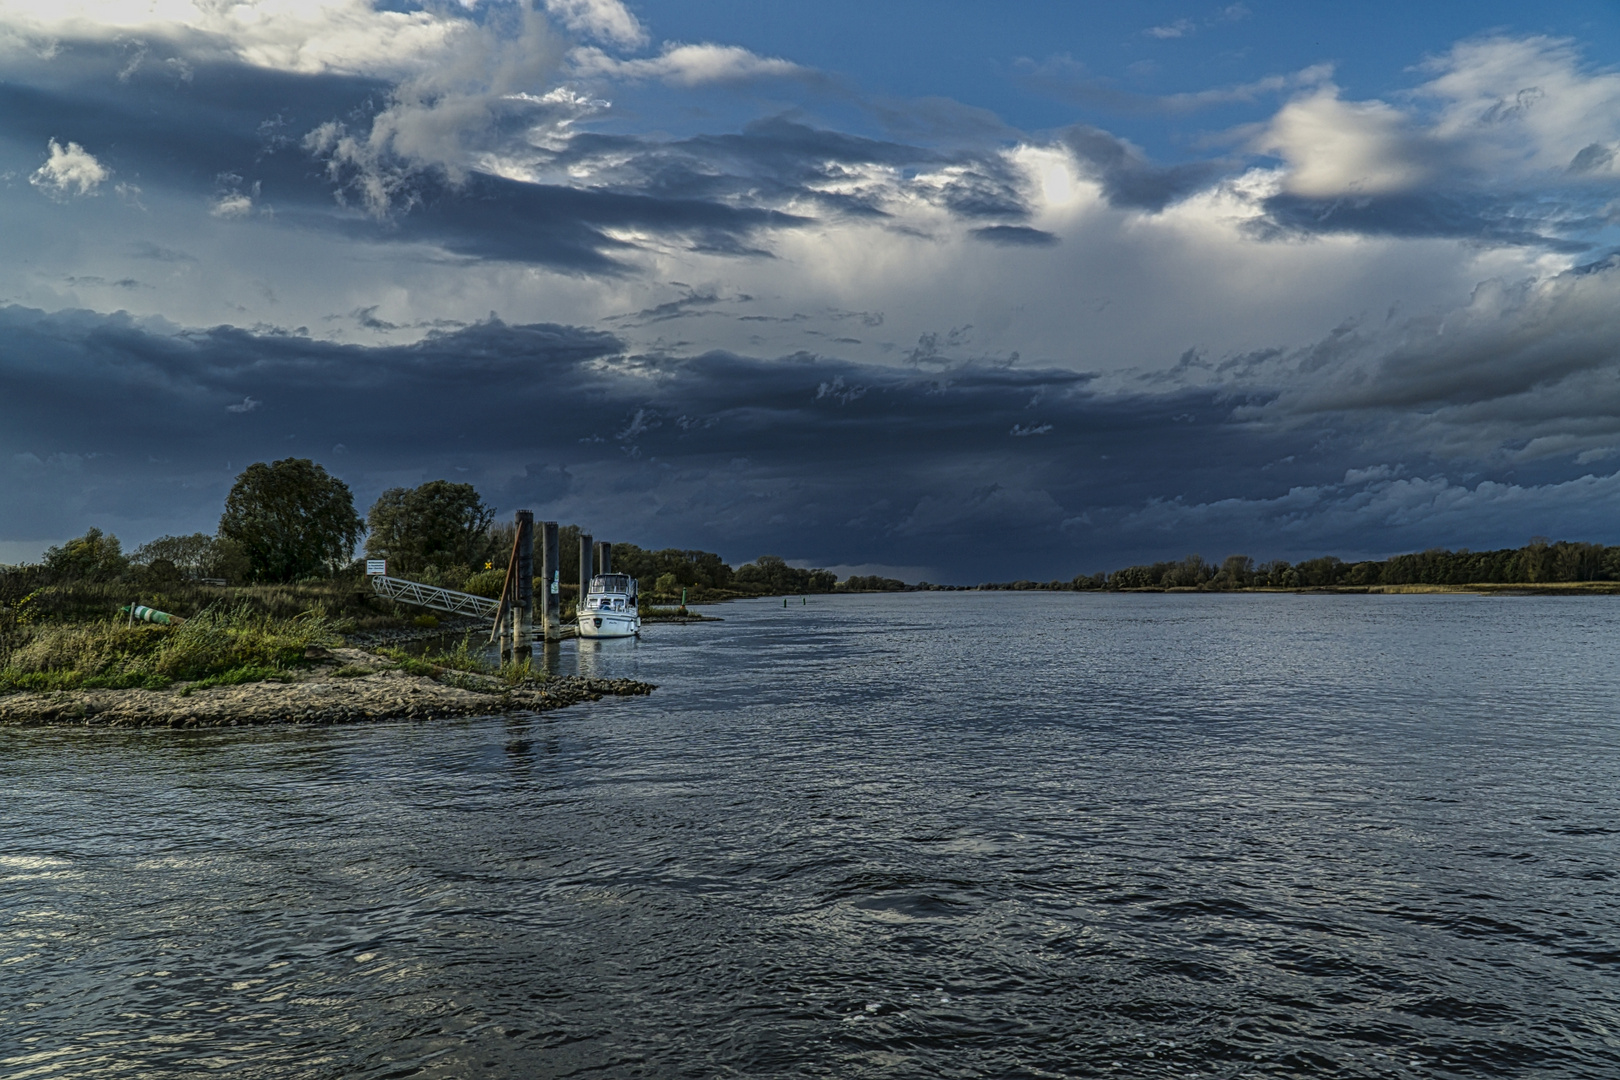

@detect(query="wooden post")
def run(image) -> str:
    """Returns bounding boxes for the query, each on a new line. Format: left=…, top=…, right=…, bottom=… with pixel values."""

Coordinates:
left=578, top=532, right=593, bottom=620
left=514, top=510, right=534, bottom=662
left=541, top=520, right=560, bottom=642
left=597, top=541, right=612, bottom=575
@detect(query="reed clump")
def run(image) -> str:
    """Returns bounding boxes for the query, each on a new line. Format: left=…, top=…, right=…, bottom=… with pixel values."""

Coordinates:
left=374, top=635, right=549, bottom=687
left=0, top=605, right=340, bottom=693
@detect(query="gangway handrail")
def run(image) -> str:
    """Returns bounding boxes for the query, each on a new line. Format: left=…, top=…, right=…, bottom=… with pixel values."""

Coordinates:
left=370, top=574, right=500, bottom=620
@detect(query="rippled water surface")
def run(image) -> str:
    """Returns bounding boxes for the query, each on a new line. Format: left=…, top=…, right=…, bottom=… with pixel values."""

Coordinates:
left=6, top=592, right=1620, bottom=1078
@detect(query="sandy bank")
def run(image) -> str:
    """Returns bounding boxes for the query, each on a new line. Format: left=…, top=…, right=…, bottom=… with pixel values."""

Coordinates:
left=0, top=646, right=654, bottom=728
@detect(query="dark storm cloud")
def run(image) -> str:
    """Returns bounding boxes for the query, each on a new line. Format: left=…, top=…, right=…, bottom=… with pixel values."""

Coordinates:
left=1058, top=125, right=1221, bottom=211
left=1254, top=191, right=1596, bottom=252
left=971, top=225, right=1059, bottom=246
left=329, top=172, right=809, bottom=271
left=8, top=303, right=1620, bottom=576
left=0, top=48, right=382, bottom=190
left=0, top=303, right=1338, bottom=576
left=1228, top=256, right=1620, bottom=469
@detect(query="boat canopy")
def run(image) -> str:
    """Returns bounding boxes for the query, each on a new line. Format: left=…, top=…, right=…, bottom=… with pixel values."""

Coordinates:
left=589, top=573, right=635, bottom=595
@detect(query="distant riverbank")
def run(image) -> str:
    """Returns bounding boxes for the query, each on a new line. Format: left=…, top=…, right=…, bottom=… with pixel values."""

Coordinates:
left=986, top=581, right=1620, bottom=596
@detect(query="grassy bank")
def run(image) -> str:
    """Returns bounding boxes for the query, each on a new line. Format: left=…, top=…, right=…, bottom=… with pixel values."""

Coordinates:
left=0, top=576, right=404, bottom=629
left=0, top=605, right=342, bottom=693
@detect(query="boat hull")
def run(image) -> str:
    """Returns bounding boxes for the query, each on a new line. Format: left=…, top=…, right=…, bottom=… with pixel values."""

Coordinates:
left=577, top=611, right=641, bottom=638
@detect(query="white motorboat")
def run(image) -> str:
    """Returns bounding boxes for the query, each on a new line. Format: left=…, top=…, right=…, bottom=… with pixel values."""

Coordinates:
left=578, top=572, right=641, bottom=638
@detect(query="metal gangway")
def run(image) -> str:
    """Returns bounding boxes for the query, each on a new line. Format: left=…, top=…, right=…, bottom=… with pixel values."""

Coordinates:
left=369, top=574, right=499, bottom=620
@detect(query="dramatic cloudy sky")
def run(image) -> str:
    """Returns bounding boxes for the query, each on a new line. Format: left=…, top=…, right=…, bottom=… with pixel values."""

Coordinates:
left=6, top=0, right=1620, bottom=580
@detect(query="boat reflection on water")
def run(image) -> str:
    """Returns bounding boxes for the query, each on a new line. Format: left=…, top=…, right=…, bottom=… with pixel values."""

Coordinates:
left=575, top=634, right=639, bottom=679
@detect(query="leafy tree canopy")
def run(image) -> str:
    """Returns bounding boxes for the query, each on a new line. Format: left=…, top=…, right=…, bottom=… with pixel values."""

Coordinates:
left=365, top=480, right=495, bottom=576
left=606, top=543, right=735, bottom=590
left=218, top=459, right=363, bottom=582
left=734, top=554, right=836, bottom=594
left=131, top=533, right=250, bottom=582
left=43, top=527, right=129, bottom=582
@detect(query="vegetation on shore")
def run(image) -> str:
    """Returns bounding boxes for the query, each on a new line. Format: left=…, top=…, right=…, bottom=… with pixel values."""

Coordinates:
left=977, top=538, right=1620, bottom=592
left=0, top=458, right=904, bottom=699
left=0, top=605, right=340, bottom=694
left=19, top=459, right=1613, bottom=704
left=374, top=636, right=547, bottom=688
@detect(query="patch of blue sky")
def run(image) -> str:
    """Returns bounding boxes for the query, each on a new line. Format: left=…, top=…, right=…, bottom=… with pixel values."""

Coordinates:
left=617, top=0, right=1620, bottom=156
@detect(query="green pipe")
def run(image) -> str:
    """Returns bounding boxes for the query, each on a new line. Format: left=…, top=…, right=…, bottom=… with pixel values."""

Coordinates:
left=120, top=604, right=185, bottom=626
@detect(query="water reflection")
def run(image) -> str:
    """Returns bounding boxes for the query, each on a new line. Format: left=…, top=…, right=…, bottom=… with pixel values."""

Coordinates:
left=574, top=635, right=639, bottom=679
left=392, top=628, right=644, bottom=680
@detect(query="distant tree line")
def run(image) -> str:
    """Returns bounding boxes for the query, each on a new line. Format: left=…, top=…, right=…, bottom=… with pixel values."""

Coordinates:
left=1031, top=539, right=1620, bottom=591
left=20, top=457, right=1620, bottom=603
left=839, top=575, right=909, bottom=592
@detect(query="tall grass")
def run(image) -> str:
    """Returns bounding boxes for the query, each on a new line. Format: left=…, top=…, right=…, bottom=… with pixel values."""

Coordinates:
left=0, top=576, right=404, bottom=632
left=375, top=635, right=549, bottom=688
left=0, top=605, right=340, bottom=693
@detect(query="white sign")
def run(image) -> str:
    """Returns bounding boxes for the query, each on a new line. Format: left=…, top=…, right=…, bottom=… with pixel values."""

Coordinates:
left=366, top=559, right=387, bottom=576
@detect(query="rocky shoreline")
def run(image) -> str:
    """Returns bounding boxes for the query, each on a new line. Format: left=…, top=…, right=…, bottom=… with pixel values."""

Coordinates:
left=0, top=646, right=655, bottom=728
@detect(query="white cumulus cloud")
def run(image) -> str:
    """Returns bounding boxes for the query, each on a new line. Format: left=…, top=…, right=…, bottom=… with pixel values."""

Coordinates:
left=0, top=0, right=471, bottom=78
left=29, top=138, right=108, bottom=198
left=211, top=193, right=254, bottom=217
left=1145, top=19, right=1195, bottom=40
left=303, top=5, right=564, bottom=215
left=572, top=42, right=808, bottom=86
left=1257, top=35, right=1620, bottom=196
left=542, top=0, right=645, bottom=49
left=1257, top=87, right=1434, bottom=196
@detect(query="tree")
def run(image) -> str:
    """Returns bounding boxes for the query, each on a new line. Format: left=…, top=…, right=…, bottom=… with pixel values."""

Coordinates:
left=132, top=533, right=213, bottom=576
left=365, top=481, right=494, bottom=576
left=734, top=555, right=837, bottom=594
left=218, top=459, right=364, bottom=582
left=1211, top=554, right=1253, bottom=590
left=132, top=533, right=251, bottom=583
left=43, top=527, right=129, bottom=581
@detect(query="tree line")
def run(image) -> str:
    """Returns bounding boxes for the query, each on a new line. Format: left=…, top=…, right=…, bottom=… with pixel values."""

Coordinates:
left=23, top=459, right=1609, bottom=598
left=979, top=539, right=1620, bottom=592
left=11, top=457, right=874, bottom=600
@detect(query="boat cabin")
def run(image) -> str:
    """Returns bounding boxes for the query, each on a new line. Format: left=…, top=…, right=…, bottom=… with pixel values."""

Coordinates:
left=584, top=573, right=638, bottom=612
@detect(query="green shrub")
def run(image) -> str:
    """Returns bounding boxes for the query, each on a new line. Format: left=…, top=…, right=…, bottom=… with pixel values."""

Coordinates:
left=499, top=658, right=538, bottom=685
left=463, top=568, right=507, bottom=598
left=375, top=648, right=439, bottom=677
left=428, top=635, right=493, bottom=675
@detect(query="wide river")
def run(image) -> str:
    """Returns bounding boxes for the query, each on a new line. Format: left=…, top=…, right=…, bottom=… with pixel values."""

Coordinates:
left=4, top=592, right=1620, bottom=1078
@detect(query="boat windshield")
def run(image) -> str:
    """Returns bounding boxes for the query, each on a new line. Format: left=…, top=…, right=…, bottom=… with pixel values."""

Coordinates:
left=590, top=573, right=632, bottom=594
